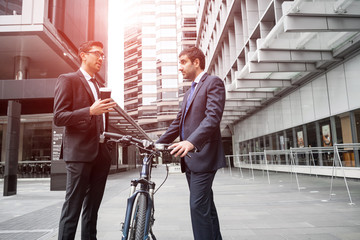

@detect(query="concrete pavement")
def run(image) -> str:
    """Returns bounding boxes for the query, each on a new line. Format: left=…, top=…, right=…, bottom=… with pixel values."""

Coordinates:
left=1, top=165, right=360, bottom=240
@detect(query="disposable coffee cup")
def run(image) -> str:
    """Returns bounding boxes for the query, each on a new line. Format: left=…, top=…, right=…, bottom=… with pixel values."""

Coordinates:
left=99, top=87, right=111, bottom=99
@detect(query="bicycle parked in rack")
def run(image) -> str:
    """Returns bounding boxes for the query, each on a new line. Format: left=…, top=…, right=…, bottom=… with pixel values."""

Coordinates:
left=102, top=132, right=178, bottom=240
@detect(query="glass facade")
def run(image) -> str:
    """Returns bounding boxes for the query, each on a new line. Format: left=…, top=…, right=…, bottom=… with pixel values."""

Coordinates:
left=238, top=111, right=360, bottom=168
left=0, top=120, right=52, bottom=177
left=22, top=122, right=52, bottom=161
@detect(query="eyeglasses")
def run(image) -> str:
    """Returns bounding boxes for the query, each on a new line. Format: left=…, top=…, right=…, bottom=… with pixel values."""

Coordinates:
left=85, top=51, right=105, bottom=59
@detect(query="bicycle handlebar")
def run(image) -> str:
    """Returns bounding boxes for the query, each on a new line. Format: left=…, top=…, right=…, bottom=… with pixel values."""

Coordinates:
left=103, top=132, right=144, bottom=145
left=101, top=132, right=171, bottom=152
left=101, top=132, right=195, bottom=158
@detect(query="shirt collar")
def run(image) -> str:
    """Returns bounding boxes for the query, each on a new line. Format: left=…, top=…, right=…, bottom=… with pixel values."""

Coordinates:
left=194, top=71, right=205, bottom=84
left=79, top=68, right=94, bottom=81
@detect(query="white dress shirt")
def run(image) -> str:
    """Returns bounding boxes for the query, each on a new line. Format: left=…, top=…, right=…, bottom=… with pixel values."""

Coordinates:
left=79, top=68, right=106, bottom=131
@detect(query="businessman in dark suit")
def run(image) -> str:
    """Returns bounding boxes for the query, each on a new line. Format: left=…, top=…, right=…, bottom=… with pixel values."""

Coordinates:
left=53, top=40, right=116, bottom=240
left=157, top=47, right=226, bottom=240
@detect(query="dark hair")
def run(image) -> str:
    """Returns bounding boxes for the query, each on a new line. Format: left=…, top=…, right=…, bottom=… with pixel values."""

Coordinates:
left=179, top=47, right=205, bottom=70
left=78, top=40, right=104, bottom=62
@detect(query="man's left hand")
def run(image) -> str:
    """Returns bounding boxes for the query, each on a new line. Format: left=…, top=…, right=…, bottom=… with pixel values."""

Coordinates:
left=169, top=141, right=194, bottom=157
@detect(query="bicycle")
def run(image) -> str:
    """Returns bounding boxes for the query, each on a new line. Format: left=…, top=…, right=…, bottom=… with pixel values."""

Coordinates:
left=102, top=132, right=176, bottom=240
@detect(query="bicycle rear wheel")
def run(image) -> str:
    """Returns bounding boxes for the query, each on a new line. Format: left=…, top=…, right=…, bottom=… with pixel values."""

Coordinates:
left=133, top=192, right=147, bottom=240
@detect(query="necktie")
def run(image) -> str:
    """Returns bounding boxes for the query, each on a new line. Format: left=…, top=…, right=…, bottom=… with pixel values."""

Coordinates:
left=185, top=81, right=197, bottom=113
left=181, top=82, right=197, bottom=139
left=90, top=77, right=100, bottom=98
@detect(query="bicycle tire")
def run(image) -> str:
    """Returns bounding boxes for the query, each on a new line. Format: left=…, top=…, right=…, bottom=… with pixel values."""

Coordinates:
left=134, top=193, right=147, bottom=240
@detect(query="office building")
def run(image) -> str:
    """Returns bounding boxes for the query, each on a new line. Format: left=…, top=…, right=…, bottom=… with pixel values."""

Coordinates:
left=123, top=0, right=196, bottom=140
left=0, top=0, right=147, bottom=190
left=196, top=0, right=360, bottom=178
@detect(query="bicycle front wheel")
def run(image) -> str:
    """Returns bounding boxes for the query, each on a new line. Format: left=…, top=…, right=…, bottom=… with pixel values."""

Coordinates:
left=134, top=192, right=147, bottom=240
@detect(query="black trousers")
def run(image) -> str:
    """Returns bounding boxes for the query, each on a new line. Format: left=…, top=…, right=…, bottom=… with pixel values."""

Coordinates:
left=185, top=168, right=222, bottom=240
left=58, top=144, right=111, bottom=240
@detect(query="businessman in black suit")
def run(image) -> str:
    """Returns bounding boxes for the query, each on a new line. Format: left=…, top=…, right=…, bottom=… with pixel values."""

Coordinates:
left=157, top=47, right=226, bottom=240
left=53, top=40, right=116, bottom=240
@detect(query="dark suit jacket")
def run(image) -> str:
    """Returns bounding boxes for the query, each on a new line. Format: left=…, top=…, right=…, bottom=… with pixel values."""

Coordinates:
left=158, top=73, right=226, bottom=173
left=53, top=69, right=108, bottom=163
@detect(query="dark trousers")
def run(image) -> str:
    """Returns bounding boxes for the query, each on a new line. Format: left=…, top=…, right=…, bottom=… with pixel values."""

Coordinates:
left=58, top=144, right=111, bottom=240
left=185, top=169, right=222, bottom=240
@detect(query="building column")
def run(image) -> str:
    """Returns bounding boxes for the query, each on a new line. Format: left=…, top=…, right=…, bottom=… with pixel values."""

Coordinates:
left=292, top=128, right=298, bottom=165
left=1, top=125, right=6, bottom=162
left=3, top=55, right=29, bottom=195
left=283, top=130, right=289, bottom=165
left=303, top=124, right=310, bottom=165
left=3, top=101, right=21, bottom=196
left=330, top=116, right=337, bottom=145
left=330, top=116, right=339, bottom=166
left=315, top=121, right=324, bottom=166
left=268, top=135, right=274, bottom=163
left=275, top=133, right=281, bottom=165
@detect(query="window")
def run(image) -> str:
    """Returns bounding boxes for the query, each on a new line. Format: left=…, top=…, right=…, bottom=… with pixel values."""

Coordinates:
left=142, top=85, right=157, bottom=94
left=0, top=126, right=2, bottom=163
left=142, top=49, right=156, bottom=58
left=22, top=122, right=52, bottom=161
left=306, top=123, right=317, bottom=150
left=160, top=4, right=175, bottom=13
left=143, top=73, right=157, bottom=81
left=1, top=0, right=22, bottom=15
left=157, top=41, right=177, bottom=50
left=143, top=97, right=157, bottom=105
left=183, top=18, right=196, bottom=27
left=161, top=79, right=178, bottom=88
left=355, top=109, right=360, bottom=143
left=158, top=16, right=176, bottom=25
left=158, top=53, right=177, bottom=62
left=158, top=28, right=176, bottom=38
left=182, top=5, right=195, bottom=14
left=182, top=31, right=196, bottom=40
left=142, top=38, right=156, bottom=46
left=142, top=61, right=156, bottom=70
left=162, top=66, right=177, bottom=75
left=285, top=128, right=294, bottom=149
left=160, top=91, right=177, bottom=99
left=141, top=14, right=155, bottom=23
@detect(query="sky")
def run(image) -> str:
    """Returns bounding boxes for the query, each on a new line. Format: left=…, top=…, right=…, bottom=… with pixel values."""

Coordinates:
left=107, top=0, right=124, bottom=108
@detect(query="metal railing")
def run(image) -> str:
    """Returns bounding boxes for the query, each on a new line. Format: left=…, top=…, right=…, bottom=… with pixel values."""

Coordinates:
left=225, top=144, right=359, bottom=205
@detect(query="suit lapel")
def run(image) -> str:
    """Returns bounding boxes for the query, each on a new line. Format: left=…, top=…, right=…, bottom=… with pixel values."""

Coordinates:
left=76, top=70, right=96, bottom=103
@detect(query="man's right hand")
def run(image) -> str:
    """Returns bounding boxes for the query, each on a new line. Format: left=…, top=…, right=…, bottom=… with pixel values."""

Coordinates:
left=90, top=98, right=117, bottom=115
left=169, top=140, right=195, bottom=158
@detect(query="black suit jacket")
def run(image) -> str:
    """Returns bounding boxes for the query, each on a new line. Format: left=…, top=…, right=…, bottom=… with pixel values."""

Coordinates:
left=53, top=70, right=109, bottom=163
left=158, top=73, right=226, bottom=172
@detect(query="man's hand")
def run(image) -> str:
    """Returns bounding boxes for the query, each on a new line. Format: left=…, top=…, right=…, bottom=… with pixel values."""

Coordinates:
left=169, top=140, right=194, bottom=157
left=90, top=98, right=117, bottom=115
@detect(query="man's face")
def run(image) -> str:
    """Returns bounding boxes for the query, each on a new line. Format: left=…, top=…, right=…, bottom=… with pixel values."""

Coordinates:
left=179, top=54, right=197, bottom=81
left=81, top=45, right=104, bottom=74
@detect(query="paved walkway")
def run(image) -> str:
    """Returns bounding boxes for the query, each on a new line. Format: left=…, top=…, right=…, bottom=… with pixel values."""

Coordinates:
left=0, top=166, right=360, bottom=240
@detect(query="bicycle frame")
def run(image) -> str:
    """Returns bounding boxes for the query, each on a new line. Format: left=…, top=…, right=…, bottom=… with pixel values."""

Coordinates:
left=121, top=152, right=156, bottom=240
left=102, top=132, right=176, bottom=240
